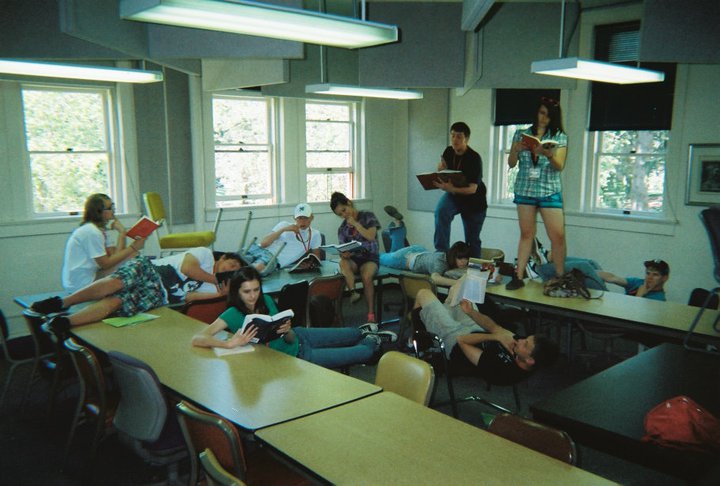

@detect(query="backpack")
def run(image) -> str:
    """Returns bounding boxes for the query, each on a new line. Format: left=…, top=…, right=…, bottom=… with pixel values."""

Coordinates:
left=543, top=268, right=594, bottom=299
left=642, top=395, right=720, bottom=454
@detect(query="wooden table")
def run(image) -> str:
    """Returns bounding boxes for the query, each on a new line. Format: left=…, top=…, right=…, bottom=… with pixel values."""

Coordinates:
left=486, top=280, right=720, bottom=343
left=73, top=307, right=380, bottom=431
left=531, top=343, right=720, bottom=480
left=257, top=392, right=617, bottom=486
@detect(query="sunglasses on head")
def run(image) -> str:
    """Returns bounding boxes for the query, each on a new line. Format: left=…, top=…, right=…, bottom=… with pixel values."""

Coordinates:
left=540, top=96, right=559, bottom=107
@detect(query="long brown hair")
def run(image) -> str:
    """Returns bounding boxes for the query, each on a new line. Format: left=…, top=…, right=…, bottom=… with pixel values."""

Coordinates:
left=532, top=97, right=565, bottom=138
left=226, top=266, right=269, bottom=315
left=82, top=193, right=111, bottom=226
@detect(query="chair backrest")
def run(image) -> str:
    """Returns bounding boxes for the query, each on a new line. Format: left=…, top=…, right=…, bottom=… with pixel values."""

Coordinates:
left=488, top=413, right=577, bottom=465
left=277, top=280, right=309, bottom=328
left=143, top=192, right=167, bottom=225
left=701, top=207, right=720, bottom=284
left=375, top=351, right=435, bottom=406
left=688, top=288, right=720, bottom=309
left=183, top=297, right=229, bottom=324
left=199, top=448, right=246, bottom=486
left=176, top=400, right=247, bottom=483
left=399, top=274, right=436, bottom=302
left=108, top=351, right=168, bottom=442
left=22, top=309, right=55, bottom=358
left=307, top=275, right=345, bottom=327
left=64, top=337, right=107, bottom=411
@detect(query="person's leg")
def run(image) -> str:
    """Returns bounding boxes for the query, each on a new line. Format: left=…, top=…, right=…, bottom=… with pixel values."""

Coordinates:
left=434, top=193, right=459, bottom=252
left=67, top=297, right=123, bottom=326
left=338, top=258, right=359, bottom=294
left=359, top=261, right=378, bottom=321
left=379, top=245, right=426, bottom=269
left=295, top=327, right=376, bottom=368
left=388, top=222, right=407, bottom=252
left=515, top=204, right=539, bottom=280
left=539, top=206, right=566, bottom=278
left=460, top=209, right=487, bottom=258
left=63, top=277, right=124, bottom=307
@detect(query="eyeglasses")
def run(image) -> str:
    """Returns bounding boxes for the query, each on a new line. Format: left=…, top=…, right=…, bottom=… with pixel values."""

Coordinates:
left=104, top=203, right=116, bottom=211
left=540, top=96, right=559, bottom=107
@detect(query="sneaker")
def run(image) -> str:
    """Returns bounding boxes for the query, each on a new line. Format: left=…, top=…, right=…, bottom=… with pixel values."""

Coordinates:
left=350, top=292, right=362, bottom=304
left=535, top=237, right=550, bottom=265
left=41, top=315, right=71, bottom=339
left=384, top=205, right=403, bottom=221
left=31, top=296, right=65, bottom=315
left=365, top=330, right=398, bottom=344
left=505, top=276, right=525, bottom=291
left=358, top=322, right=379, bottom=334
left=526, top=262, right=540, bottom=280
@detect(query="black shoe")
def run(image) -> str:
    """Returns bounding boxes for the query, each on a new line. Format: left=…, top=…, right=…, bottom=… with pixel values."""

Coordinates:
left=384, top=205, right=403, bottom=221
left=505, top=276, right=525, bottom=291
left=42, top=315, right=71, bottom=339
left=31, top=296, right=65, bottom=315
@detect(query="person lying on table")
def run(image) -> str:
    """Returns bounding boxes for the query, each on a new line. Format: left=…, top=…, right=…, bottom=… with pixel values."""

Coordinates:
left=243, top=202, right=323, bottom=276
left=380, top=240, right=472, bottom=287
left=413, top=281, right=559, bottom=385
left=597, top=259, right=670, bottom=301
left=192, top=266, right=397, bottom=368
left=31, top=248, right=244, bottom=334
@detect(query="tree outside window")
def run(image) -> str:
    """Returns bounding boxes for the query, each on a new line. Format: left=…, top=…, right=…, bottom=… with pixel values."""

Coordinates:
left=305, top=101, right=355, bottom=202
left=594, top=130, right=668, bottom=214
left=22, top=86, right=113, bottom=216
left=212, top=96, right=274, bottom=207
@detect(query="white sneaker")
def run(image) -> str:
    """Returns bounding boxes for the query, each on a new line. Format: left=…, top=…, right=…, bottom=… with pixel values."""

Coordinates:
left=350, top=292, right=362, bottom=304
left=358, top=322, right=379, bottom=334
left=526, top=262, right=541, bottom=280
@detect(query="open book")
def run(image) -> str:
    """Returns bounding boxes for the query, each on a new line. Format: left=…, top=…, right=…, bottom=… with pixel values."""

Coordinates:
left=126, top=216, right=160, bottom=239
left=320, top=240, right=362, bottom=255
left=448, top=267, right=490, bottom=306
left=288, top=253, right=321, bottom=273
left=241, top=309, right=294, bottom=344
left=416, top=170, right=468, bottom=190
left=521, top=133, right=560, bottom=151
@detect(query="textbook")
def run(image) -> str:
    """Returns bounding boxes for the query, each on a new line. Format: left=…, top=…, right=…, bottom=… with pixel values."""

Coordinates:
left=288, top=253, right=322, bottom=273
left=241, top=309, right=294, bottom=344
left=448, top=267, right=490, bottom=306
left=320, top=240, right=362, bottom=255
left=521, top=133, right=560, bottom=151
left=416, top=170, right=468, bottom=190
left=126, top=216, right=160, bottom=239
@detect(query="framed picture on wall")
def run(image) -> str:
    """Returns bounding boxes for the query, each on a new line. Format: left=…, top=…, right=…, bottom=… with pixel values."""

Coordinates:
left=687, top=144, right=720, bottom=206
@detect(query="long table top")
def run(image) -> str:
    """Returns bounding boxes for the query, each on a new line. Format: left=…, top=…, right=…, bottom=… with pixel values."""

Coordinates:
left=486, top=280, right=720, bottom=340
left=531, top=343, right=720, bottom=478
left=257, top=391, right=616, bottom=486
left=73, top=307, right=380, bottom=431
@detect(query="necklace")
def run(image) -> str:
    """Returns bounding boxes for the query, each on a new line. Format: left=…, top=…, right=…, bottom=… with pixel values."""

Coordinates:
left=295, top=227, right=312, bottom=253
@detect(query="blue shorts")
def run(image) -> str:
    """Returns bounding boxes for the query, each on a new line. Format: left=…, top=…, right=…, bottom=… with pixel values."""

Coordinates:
left=244, top=243, right=278, bottom=276
left=513, top=192, right=563, bottom=209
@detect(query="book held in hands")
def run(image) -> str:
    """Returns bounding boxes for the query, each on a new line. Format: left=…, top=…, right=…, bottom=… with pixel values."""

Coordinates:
left=126, top=216, right=160, bottom=239
left=288, top=253, right=322, bottom=273
left=448, top=266, right=490, bottom=306
left=320, top=240, right=362, bottom=255
left=241, top=309, right=294, bottom=344
left=521, top=133, right=560, bottom=151
left=416, top=170, right=468, bottom=190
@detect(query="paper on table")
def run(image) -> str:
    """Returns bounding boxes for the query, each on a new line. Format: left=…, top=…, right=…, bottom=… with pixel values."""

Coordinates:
left=214, top=344, right=254, bottom=357
left=103, top=313, right=160, bottom=328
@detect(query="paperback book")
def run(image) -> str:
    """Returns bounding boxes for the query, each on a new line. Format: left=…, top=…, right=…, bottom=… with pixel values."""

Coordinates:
left=416, top=170, right=468, bottom=190
left=241, top=309, right=294, bottom=344
left=126, top=216, right=160, bottom=239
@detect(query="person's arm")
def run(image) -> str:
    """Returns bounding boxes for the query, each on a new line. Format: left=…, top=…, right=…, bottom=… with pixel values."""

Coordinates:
left=533, top=144, right=567, bottom=171
left=344, top=216, right=377, bottom=242
left=430, top=272, right=461, bottom=288
left=437, top=156, right=447, bottom=171
left=597, top=271, right=628, bottom=287
left=94, top=236, right=146, bottom=270
left=191, top=318, right=257, bottom=349
left=180, top=252, right=217, bottom=284
left=433, top=180, right=478, bottom=195
left=260, top=224, right=297, bottom=248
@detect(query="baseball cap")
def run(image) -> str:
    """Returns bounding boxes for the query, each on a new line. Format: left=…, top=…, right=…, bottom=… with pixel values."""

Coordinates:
left=644, top=259, right=670, bottom=276
left=294, top=203, right=312, bottom=219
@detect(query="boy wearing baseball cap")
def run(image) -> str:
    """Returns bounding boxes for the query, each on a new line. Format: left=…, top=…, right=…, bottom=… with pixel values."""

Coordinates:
left=598, top=259, right=670, bottom=301
left=244, top=203, right=322, bottom=275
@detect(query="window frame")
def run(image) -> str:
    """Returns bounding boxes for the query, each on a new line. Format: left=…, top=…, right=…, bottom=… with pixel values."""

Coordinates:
left=491, top=123, right=530, bottom=205
left=304, top=99, right=359, bottom=202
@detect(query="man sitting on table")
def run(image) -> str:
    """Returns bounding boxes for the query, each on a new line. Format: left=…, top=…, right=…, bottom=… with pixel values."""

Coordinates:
left=30, top=248, right=243, bottom=334
left=597, top=259, right=670, bottom=301
left=414, top=282, right=559, bottom=385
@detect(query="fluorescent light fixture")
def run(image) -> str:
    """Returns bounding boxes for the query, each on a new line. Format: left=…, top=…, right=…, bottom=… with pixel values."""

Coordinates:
left=0, top=59, right=163, bottom=83
left=531, top=57, right=665, bottom=84
left=121, top=0, right=399, bottom=49
left=306, top=83, right=423, bottom=100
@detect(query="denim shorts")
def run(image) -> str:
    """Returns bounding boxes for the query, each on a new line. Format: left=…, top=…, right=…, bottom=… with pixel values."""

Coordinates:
left=513, top=192, right=563, bottom=208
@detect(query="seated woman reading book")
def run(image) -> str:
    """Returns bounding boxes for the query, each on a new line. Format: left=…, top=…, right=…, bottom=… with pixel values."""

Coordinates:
left=191, top=266, right=396, bottom=368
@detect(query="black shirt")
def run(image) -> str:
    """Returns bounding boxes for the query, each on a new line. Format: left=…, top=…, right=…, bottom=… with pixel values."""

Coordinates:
left=441, top=145, right=488, bottom=211
left=450, top=340, right=530, bottom=386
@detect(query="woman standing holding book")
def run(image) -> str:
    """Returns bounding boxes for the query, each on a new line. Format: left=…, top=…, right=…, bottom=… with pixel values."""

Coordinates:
left=506, top=97, right=568, bottom=290
left=192, top=267, right=395, bottom=368
left=62, top=193, right=147, bottom=292
left=330, top=192, right=381, bottom=324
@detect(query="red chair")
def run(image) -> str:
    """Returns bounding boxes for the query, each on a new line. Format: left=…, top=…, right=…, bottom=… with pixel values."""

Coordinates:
left=182, top=296, right=228, bottom=324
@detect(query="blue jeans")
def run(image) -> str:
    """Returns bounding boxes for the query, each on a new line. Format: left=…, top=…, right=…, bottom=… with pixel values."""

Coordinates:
left=295, top=327, right=376, bottom=368
left=434, top=193, right=486, bottom=258
left=379, top=245, right=427, bottom=270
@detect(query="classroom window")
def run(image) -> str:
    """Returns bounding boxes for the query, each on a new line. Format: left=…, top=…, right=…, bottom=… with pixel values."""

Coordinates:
left=212, top=95, right=275, bottom=207
left=591, top=130, right=669, bottom=214
left=305, top=101, right=356, bottom=202
left=495, top=124, right=530, bottom=204
left=21, top=85, right=116, bottom=217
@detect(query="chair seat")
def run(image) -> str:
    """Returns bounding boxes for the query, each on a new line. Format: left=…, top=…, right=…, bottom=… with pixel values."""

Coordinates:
left=159, top=231, right=215, bottom=249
